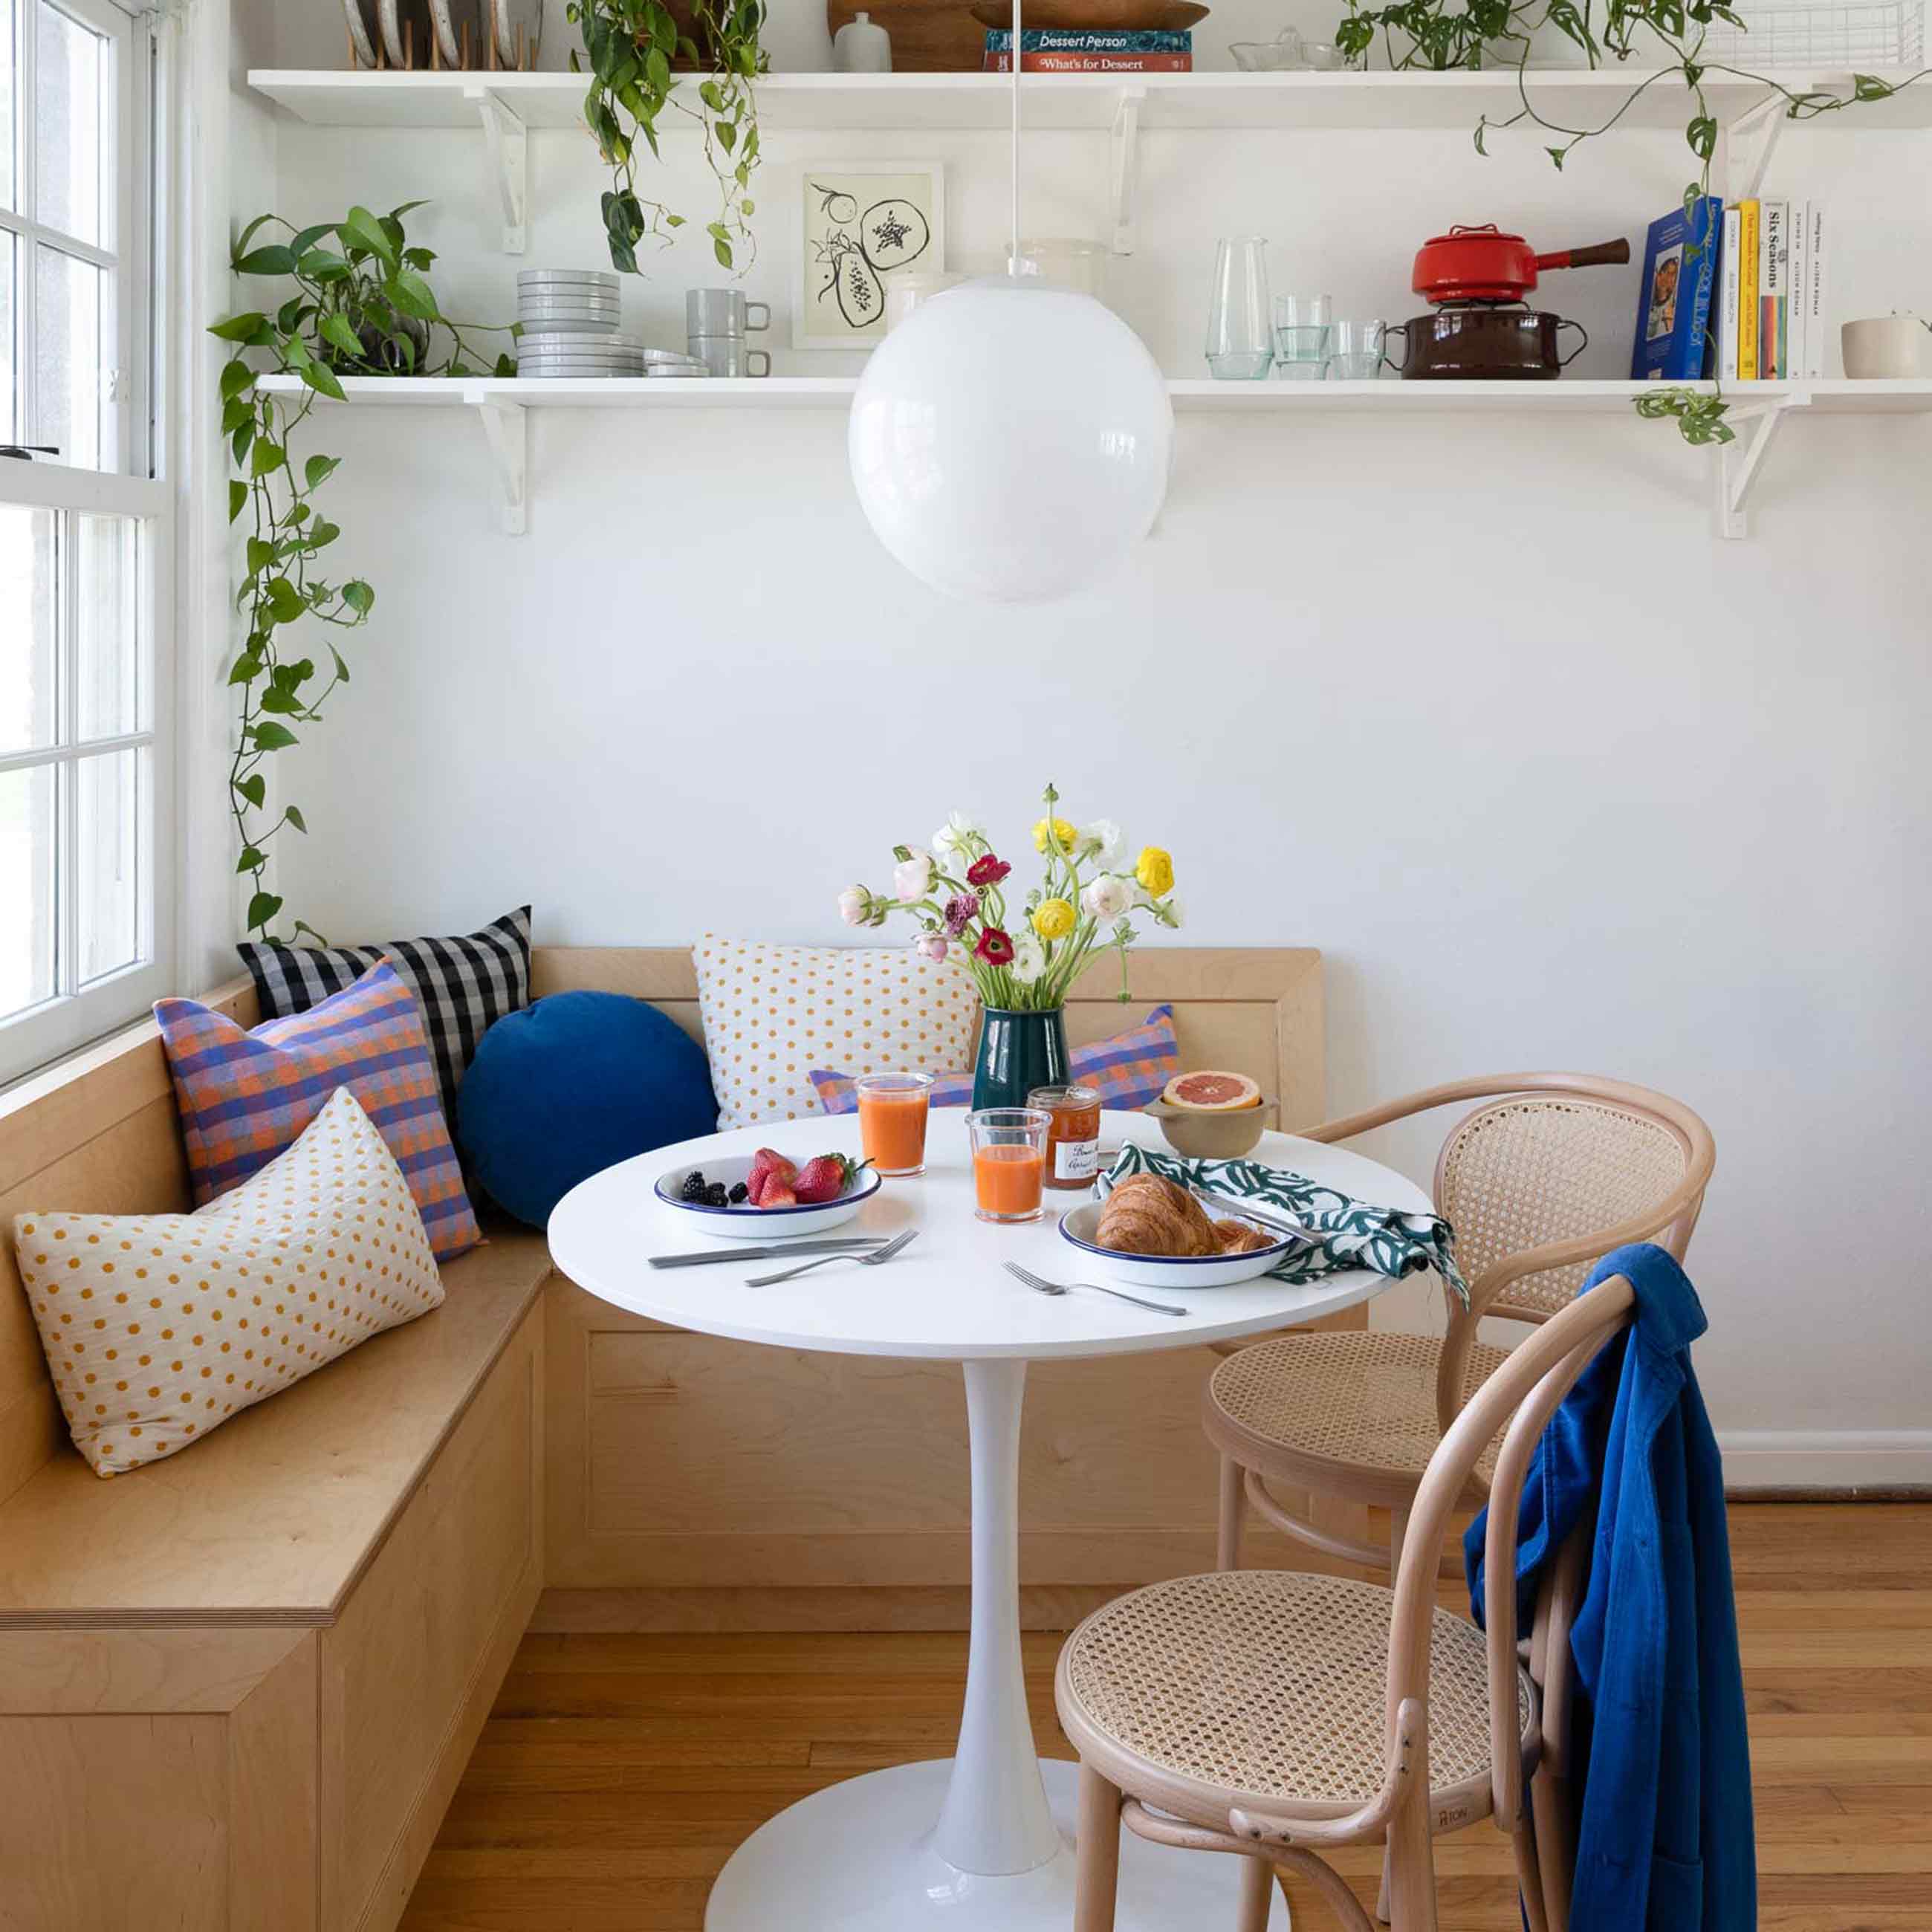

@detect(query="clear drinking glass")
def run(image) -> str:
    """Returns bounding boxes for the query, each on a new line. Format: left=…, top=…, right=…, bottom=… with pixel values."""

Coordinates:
left=1206, top=238, right=1273, bottom=380
left=855, top=1072, right=934, bottom=1178
left=968, top=1107, right=1051, bottom=1224
left=1273, top=294, right=1333, bottom=380
left=1329, top=318, right=1387, bottom=380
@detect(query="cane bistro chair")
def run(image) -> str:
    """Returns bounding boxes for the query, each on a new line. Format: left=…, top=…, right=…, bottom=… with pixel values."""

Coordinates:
left=1055, top=1271, right=1640, bottom=1932
left=1204, top=1074, right=1714, bottom=1578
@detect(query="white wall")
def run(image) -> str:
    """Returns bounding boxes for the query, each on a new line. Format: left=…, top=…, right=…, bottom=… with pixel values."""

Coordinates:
left=227, top=28, right=1932, bottom=1479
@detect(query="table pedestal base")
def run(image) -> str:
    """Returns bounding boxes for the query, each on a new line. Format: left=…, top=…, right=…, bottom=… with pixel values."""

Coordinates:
left=704, top=1757, right=1290, bottom=1931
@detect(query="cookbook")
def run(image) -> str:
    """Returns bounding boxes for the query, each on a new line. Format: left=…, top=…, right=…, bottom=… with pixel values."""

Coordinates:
left=1630, top=195, right=1723, bottom=381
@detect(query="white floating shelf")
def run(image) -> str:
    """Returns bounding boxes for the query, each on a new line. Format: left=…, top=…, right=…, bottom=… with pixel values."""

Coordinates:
left=257, top=373, right=1932, bottom=539
left=249, top=65, right=1932, bottom=134
left=258, top=373, right=1932, bottom=413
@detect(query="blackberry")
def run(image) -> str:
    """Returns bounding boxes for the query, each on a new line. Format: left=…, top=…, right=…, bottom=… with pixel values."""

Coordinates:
left=679, top=1170, right=708, bottom=1203
left=728, top=1181, right=749, bottom=1204
left=705, top=1183, right=730, bottom=1208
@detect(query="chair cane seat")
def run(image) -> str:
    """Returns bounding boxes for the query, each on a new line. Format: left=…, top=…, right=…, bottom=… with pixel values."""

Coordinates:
left=1057, top=1570, right=1533, bottom=1814
left=1208, top=1330, right=1513, bottom=1482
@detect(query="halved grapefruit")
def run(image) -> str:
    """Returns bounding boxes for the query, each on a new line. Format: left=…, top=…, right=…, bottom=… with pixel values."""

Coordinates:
left=1162, top=1070, right=1262, bottom=1113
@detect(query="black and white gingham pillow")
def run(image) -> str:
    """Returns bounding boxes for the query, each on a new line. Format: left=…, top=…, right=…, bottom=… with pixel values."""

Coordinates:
left=238, top=906, right=532, bottom=1124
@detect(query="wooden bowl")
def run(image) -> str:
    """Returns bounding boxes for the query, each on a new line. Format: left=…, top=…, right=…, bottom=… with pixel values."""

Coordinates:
left=970, top=0, right=1208, bottom=27
left=1140, top=1095, right=1277, bottom=1161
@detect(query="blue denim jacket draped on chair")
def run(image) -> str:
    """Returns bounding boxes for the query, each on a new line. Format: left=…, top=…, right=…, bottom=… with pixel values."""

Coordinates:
left=1466, top=1242, right=1756, bottom=1932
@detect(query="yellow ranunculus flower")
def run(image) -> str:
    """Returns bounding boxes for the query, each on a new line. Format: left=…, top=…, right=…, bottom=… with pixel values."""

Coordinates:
left=1032, top=897, right=1077, bottom=941
left=1033, top=816, right=1077, bottom=855
left=1135, top=846, right=1175, bottom=898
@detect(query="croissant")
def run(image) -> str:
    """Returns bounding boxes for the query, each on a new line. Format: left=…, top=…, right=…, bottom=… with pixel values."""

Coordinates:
left=1213, top=1219, right=1274, bottom=1255
left=1097, top=1175, right=1219, bottom=1257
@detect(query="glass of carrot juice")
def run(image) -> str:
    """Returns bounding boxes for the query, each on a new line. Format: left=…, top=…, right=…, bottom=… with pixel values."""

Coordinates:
left=967, top=1107, right=1052, bottom=1224
left=855, top=1072, right=935, bottom=1177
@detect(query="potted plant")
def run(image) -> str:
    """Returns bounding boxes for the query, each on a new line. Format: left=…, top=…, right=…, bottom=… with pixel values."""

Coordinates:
left=837, top=784, right=1184, bottom=1108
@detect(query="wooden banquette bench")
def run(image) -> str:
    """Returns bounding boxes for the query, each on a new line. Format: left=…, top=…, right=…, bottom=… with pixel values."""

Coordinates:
left=0, top=946, right=1335, bottom=1929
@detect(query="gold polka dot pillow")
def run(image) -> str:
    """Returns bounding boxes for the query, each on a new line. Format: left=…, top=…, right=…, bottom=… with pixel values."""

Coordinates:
left=693, top=935, right=980, bottom=1129
left=13, top=1086, right=444, bottom=1478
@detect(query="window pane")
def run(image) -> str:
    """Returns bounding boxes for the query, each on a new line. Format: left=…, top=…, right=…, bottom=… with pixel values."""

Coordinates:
left=77, top=512, right=138, bottom=738
left=33, top=242, right=102, bottom=467
left=77, top=745, right=143, bottom=984
left=0, top=233, right=15, bottom=440
left=0, top=763, right=56, bottom=1020
left=0, top=0, right=15, bottom=213
left=0, top=503, right=56, bottom=754
left=34, top=1, right=106, bottom=247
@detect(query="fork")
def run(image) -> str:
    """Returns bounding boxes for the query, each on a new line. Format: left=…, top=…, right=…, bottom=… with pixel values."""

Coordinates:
left=1003, top=1260, right=1188, bottom=1317
left=747, top=1229, right=918, bottom=1287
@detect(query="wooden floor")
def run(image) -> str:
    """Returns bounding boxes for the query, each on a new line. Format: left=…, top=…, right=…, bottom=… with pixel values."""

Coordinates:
left=399, top=1503, right=1932, bottom=1931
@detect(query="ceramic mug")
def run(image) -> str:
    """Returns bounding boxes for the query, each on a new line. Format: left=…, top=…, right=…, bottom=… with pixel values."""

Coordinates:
left=689, top=334, right=771, bottom=378
left=1842, top=314, right=1931, bottom=378
left=686, top=288, right=771, bottom=339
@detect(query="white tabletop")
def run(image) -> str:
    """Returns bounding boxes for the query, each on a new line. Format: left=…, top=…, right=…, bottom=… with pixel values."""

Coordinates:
left=548, top=1109, right=1433, bottom=1362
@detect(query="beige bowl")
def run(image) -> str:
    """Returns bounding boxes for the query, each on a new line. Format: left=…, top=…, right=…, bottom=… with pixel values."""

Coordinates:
left=1141, top=1095, right=1277, bottom=1161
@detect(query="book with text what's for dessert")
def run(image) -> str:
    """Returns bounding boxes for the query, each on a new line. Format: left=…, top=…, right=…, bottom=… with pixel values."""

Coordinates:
left=984, top=51, right=1194, bottom=68
left=1631, top=196, right=1722, bottom=381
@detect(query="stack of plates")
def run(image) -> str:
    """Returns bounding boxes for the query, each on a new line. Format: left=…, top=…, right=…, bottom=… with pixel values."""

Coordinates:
left=644, top=349, right=708, bottom=379
left=517, top=331, right=647, bottom=378
left=517, top=268, right=622, bottom=337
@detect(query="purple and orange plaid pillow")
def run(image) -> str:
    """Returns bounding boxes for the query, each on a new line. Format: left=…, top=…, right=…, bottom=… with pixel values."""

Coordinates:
left=155, top=959, right=480, bottom=1262
left=810, top=1005, right=1181, bottom=1116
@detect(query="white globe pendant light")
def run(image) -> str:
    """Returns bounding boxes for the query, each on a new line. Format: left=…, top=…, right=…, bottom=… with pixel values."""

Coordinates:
left=846, top=2, right=1173, bottom=602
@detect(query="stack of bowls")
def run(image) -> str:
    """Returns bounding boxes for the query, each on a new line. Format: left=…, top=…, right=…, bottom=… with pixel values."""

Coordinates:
left=516, top=269, right=644, bottom=379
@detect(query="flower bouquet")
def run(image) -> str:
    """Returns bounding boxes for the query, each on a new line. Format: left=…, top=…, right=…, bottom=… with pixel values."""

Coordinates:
left=837, top=784, right=1183, bottom=1106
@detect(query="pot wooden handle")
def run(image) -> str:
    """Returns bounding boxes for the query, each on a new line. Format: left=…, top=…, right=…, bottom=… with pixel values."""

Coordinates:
left=1546, top=239, right=1632, bottom=270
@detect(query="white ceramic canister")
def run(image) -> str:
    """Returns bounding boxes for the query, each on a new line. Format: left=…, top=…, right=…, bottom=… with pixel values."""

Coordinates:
left=884, top=270, right=964, bottom=333
left=1842, top=314, right=1932, bottom=378
left=1008, top=237, right=1112, bottom=307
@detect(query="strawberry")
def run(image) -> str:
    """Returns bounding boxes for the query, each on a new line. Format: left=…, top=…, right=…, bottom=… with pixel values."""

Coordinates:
left=758, top=1180, right=798, bottom=1210
left=747, top=1147, right=797, bottom=1201
left=792, top=1153, right=871, bottom=1206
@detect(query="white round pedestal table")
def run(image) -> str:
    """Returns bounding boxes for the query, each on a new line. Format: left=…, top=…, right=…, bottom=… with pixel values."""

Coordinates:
left=548, top=1109, right=1431, bottom=1931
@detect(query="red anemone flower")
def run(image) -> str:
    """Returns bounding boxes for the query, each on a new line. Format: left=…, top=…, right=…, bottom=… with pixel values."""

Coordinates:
left=974, top=927, right=1016, bottom=967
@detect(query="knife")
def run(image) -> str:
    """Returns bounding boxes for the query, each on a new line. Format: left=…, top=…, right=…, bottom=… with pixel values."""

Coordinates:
left=650, top=1237, right=889, bottom=1269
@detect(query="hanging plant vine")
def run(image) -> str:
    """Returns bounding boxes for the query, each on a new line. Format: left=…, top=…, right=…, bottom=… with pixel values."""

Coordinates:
left=1334, top=0, right=1928, bottom=444
left=210, top=203, right=518, bottom=941
left=568, top=0, right=766, bottom=273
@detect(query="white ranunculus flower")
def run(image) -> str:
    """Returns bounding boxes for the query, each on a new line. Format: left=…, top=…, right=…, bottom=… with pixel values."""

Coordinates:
left=837, top=886, right=871, bottom=927
left=930, top=811, right=982, bottom=866
left=1081, top=873, right=1133, bottom=921
left=1080, top=819, right=1123, bottom=865
left=1161, top=894, right=1185, bottom=928
left=1008, top=930, right=1048, bottom=982
left=893, top=851, right=935, bottom=902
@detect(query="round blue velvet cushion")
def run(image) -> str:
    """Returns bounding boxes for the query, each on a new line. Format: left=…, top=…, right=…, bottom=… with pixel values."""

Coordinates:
left=457, top=991, right=717, bottom=1229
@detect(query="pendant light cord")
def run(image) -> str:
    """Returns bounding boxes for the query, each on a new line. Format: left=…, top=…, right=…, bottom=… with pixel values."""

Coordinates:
left=1010, top=0, right=1022, bottom=276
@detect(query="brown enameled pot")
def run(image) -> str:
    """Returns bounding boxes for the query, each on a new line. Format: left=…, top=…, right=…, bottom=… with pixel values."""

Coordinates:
left=1387, top=308, right=1589, bottom=380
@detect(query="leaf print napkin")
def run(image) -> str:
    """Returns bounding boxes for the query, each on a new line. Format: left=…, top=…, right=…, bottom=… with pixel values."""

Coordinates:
left=1101, top=1144, right=1468, bottom=1306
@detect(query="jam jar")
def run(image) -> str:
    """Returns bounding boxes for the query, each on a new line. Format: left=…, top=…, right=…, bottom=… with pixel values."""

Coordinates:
left=1028, top=1082, right=1103, bottom=1190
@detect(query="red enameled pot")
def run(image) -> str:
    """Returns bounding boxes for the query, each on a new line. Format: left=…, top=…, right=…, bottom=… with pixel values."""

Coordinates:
left=1412, top=224, right=1632, bottom=306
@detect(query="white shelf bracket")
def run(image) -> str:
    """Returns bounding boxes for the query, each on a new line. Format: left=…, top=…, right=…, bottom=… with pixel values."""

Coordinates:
left=475, top=395, right=528, bottom=534
left=1109, top=87, right=1145, bottom=256
left=1712, top=391, right=1809, bottom=538
left=467, top=84, right=528, bottom=254
left=1717, top=92, right=1788, bottom=206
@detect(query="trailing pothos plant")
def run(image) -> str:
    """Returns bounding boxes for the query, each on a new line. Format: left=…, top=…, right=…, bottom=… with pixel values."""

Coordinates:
left=1335, top=0, right=1928, bottom=445
left=209, top=203, right=517, bottom=941
left=568, top=0, right=766, bottom=273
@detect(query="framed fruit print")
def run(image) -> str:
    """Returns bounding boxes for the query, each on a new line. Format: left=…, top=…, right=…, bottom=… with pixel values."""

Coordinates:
left=794, top=161, right=946, bottom=349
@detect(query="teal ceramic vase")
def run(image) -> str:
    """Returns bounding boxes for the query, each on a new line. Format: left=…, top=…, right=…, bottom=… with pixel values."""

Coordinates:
left=972, top=1008, right=1070, bottom=1111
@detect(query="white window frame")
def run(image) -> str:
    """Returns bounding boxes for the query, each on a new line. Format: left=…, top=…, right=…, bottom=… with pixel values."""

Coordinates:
left=0, top=0, right=174, bottom=1085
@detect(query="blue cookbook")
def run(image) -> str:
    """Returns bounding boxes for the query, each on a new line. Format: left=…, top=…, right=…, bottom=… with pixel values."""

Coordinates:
left=1630, top=196, right=1723, bottom=380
